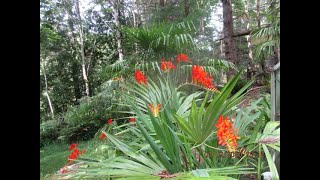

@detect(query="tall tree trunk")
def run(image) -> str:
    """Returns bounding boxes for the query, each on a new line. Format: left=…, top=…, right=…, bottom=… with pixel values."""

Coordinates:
left=42, top=59, right=54, bottom=118
left=221, top=0, right=237, bottom=77
left=75, top=0, right=90, bottom=97
left=111, top=0, right=124, bottom=62
left=72, top=61, right=81, bottom=102
left=243, top=0, right=254, bottom=79
left=184, top=0, right=189, bottom=16
left=132, top=1, right=138, bottom=54
left=159, top=0, right=165, bottom=6
left=275, top=45, right=280, bottom=63
left=200, top=18, right=205, bottom=35
left=256, top=0, right=261, bottom=28
left=199, top=0, right=205, bottom=35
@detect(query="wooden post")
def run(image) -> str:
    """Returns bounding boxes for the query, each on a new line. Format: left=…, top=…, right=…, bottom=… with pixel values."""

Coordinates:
left=271, top=62, right=280, bottom=177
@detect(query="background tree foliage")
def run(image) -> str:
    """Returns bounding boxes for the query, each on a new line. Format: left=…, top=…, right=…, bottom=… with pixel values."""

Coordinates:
left=40, top=0, right=279, bottom=147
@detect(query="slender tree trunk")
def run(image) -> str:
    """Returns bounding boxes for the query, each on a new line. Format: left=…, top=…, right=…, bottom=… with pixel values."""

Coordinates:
left=256, top=0, right=261, bottom=28
left=184, top=0, right=190, bottom=16
left=199, top=0, right=205, bottom=35
left=111, top=0, right=124, bottom=62
left=75, top=0, right=90, bottom=97
left=72, top=61, right=81, bottom=102
left=221, top=0, right=237, bottom=77
left=220, top=39, right=224, bottom=57
left=159, top=0, right=165, bottom=6
left=132, top=1, right=138, bottom=54
left=200, top=18, right=205, bottom=35
left=244, top=0, right=254, bottom=79
left=42, top=59, right=54, bottom=118
left=275, top=45, right=280, bottom=63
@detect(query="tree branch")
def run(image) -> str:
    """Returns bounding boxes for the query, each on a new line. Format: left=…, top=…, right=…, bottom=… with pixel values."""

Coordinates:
left=216, top=24, right=271, bottom=41
left=216, top=30, right=251, bottom=41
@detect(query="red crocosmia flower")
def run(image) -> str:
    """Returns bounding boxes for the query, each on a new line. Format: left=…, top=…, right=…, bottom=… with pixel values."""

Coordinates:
left=67, top=147, right=86, bottom=165
left=100, top=133, right=107, bottom=140
left=68, top=143, right=78, bottom=151
left=135, top=70, right=147, bottom=85
left=161, top=60, right=167, bottom=70
left=129, top=118, right=136, bottom=126
left=148, top=104, right=161, bottom=117
left=129, top=118, right=135, bottom=123
left=68, top=148, right=80, bottom=164
left=166, top=61, right=176, bottom=69
left=191, top=65, right=220, bottom=93
left=161, top=59, right=176, bottom=71
left=73, top=148, right=81, bottom=156
left=107, top=118, right=113, bottom=125
left=68, top=153, right=77, bottom=161
left=176, top=53, right=189, bottom=62
left=215, top=115, right=240, bottom=153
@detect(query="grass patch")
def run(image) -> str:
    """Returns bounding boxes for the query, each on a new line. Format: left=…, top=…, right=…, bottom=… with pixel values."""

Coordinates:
left=40, top=139, right=102, bottom=177
left=40, top=142, right=70, bottom=176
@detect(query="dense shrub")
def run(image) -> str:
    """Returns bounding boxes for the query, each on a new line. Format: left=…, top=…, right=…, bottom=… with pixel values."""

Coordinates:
left=40, top=80, right=129, bottom=146
left=40, top=120, right=61, bottom=148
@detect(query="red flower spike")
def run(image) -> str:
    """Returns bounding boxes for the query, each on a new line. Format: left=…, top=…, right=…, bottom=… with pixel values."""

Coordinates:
left=66, top=146, right=86, bottom=165
left=215, top=115, right=239, bottom=153
left=68, top=143, right=78, bottom=151
left=161, top=60, right=167, bottom=70
left=161, top=59, right=176, bottom=71
left=166, top=61, right=176, bottom=69
left=100, top=133, right=107, bottom=140
left=129, top=118, right=135, bottom=123
left=191, top=65, right=220, bottom=93
left=135, top=70, right=147, bottom=85
left=129, top=118, right=136, bottom=126
left=107, top=118, right=113, bottom=125
left=176, top=53, right=189, bottom=62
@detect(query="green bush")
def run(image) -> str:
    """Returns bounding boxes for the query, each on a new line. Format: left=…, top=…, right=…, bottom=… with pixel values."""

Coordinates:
left=47, top=80, right=129, bottom=145
left=40, top=120, right=61, bottom=148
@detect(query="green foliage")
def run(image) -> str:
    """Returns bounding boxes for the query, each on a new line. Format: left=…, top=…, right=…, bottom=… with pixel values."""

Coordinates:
left=58, top=81, right=127, bottom=143
left=123, top=21, right=199, bottom=58
left=40, top=142, right=70, bottom=176
left=40, top=0, right=280, bottom=178
left=252, top=1, right=280, bottom=61
left=40, top=120, right=61, bottom=147
left=40, top=139, right=112, bottom=177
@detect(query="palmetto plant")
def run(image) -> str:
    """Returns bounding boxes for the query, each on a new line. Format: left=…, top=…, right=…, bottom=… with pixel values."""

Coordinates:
left=62, top=56, right=260, bottom=179
left=124, top=21, right=199, bottom=56
left=251, top=1, right=280, bottom=61
left=120, top=61, right=254, bottom=173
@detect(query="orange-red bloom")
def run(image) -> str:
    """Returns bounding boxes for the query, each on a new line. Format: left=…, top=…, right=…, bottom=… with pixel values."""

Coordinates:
left=135, top=70, right=147, bottom=85
left=129, top=118, right=135, bottom=123
left=68, top=148, right=82, bottom=164
left=66, top=145, right=86, bottom=165
left=107, top=118, right=113, bottom=125
left=161, top=59, right=176, bottom=71
left=191, top=65, right=220, bottom=93
left=129, top=118, right=136, bottom=126
left=215, top=115, right=240, bottom=153
left=100, top=133, right=107, bottom=140
left=68, top=143, right=78, bottom=151
left=148, top=104, right=161, bottom=117
left=176, top=53, right=189, bottom=62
